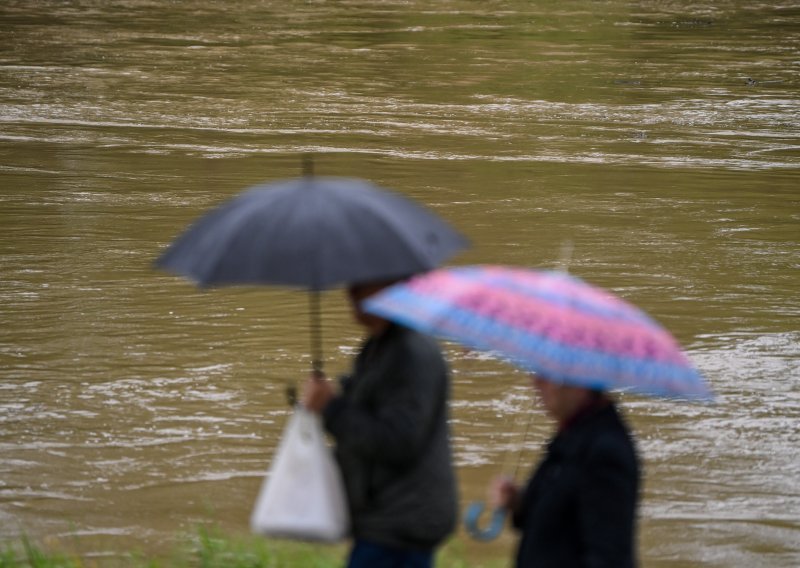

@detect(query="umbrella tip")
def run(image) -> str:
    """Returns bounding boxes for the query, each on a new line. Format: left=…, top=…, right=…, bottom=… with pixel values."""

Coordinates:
left=302, top=154, right=314, bottom=177
left=557, top=239, right=574, bottom=273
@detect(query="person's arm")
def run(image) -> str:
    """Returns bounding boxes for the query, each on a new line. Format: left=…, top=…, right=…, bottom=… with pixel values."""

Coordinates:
left=302, top=370, right=335, bottom=412
left=578, top=436, right=639, bottom=567
left=489, top=475, right=524, bottom=529
left=323, top=342, right=444, bottom=466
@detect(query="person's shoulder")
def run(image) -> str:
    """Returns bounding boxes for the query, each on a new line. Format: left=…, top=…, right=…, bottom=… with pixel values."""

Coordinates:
left=391, top=325, right=446, bottom=363
left=584, top=407, right=638, bottom=466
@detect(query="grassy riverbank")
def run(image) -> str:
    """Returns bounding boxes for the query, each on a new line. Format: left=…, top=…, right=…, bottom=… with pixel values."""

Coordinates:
left=0, top=528, right=506, bottom=568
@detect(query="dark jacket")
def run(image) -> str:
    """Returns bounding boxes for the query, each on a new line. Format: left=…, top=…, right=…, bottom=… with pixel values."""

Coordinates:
left=513, top=403, right=639, bottom=568
left=322, top=324, right=458, bottom=550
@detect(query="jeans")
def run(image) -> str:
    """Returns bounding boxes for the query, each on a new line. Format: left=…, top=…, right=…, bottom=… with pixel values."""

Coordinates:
left=347, top=539, right=434, bottom=568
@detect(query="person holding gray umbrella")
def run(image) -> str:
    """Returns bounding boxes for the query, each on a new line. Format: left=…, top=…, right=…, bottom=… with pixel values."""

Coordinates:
left=156, top=172, right=468, bottom=567
left=303, top=278, right=458, bottom=568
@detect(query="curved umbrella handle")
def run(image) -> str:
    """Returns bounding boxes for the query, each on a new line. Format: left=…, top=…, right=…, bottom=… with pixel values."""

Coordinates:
left=463, top=501, right=506, bottom=541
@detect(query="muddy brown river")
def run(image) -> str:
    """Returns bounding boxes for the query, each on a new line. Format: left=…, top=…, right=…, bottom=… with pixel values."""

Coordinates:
left=1, top=1, right=798, bottom=566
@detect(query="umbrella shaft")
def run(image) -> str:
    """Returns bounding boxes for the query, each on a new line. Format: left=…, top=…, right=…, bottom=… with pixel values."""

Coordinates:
left=309, top=291, right=323, bottom=373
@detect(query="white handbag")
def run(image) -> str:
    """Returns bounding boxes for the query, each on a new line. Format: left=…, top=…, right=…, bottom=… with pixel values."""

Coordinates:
left=250, top=406, right=349, bottom=542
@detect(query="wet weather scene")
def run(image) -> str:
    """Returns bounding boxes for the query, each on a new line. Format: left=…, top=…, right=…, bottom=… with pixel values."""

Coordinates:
left=1, top=1, right=799, bottom=567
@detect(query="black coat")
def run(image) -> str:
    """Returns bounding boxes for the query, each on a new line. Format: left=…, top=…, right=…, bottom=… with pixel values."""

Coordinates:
left=513, top=403, right=639, bottom=568
left=322, top=324, right=458, bottom=550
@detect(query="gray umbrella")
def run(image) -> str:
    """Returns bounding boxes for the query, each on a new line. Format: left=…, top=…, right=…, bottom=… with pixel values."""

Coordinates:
left=155, top=174, right=469, bottom=371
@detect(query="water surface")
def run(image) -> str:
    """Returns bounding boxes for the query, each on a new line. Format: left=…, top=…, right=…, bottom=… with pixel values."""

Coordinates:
left=1, top=1, right=799, bottom=566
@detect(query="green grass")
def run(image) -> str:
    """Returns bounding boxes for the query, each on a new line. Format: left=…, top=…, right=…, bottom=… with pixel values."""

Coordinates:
left=0, top=528, right=506, bottom=568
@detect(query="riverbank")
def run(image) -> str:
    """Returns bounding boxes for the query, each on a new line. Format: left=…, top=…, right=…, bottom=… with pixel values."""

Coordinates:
left=0, top=528, right=506, bottom=568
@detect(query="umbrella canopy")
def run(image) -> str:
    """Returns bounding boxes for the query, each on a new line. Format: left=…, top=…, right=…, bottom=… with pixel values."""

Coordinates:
left=364, top=265, right=712, bottom=400
left=156, top=176, right=468, bottom=290
left=155, top=175, right=468, bottom=372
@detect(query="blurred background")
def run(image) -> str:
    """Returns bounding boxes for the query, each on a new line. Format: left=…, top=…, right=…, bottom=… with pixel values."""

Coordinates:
left=1, top=1, right=798, bottom=566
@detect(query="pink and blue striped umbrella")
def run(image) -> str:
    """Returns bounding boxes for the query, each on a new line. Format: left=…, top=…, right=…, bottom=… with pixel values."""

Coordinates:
left=364, top=265, right=712, bottom=400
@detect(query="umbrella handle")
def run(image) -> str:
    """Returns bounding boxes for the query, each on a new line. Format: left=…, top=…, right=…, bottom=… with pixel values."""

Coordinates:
left=464, top=501, right=506, bottom=541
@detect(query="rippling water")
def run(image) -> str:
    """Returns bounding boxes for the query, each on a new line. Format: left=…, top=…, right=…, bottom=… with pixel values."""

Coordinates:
left=1, top=1, right=799, bottom=566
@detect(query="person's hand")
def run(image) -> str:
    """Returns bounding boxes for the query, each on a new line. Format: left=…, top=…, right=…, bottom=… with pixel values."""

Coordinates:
left=301, top=371, right=335, bottom=414
left=489, top=475, right=520, bottom=512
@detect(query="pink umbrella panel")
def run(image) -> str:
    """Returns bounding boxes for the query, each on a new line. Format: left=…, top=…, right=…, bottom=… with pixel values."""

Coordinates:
left=364, top=265, right=712, bottom=400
